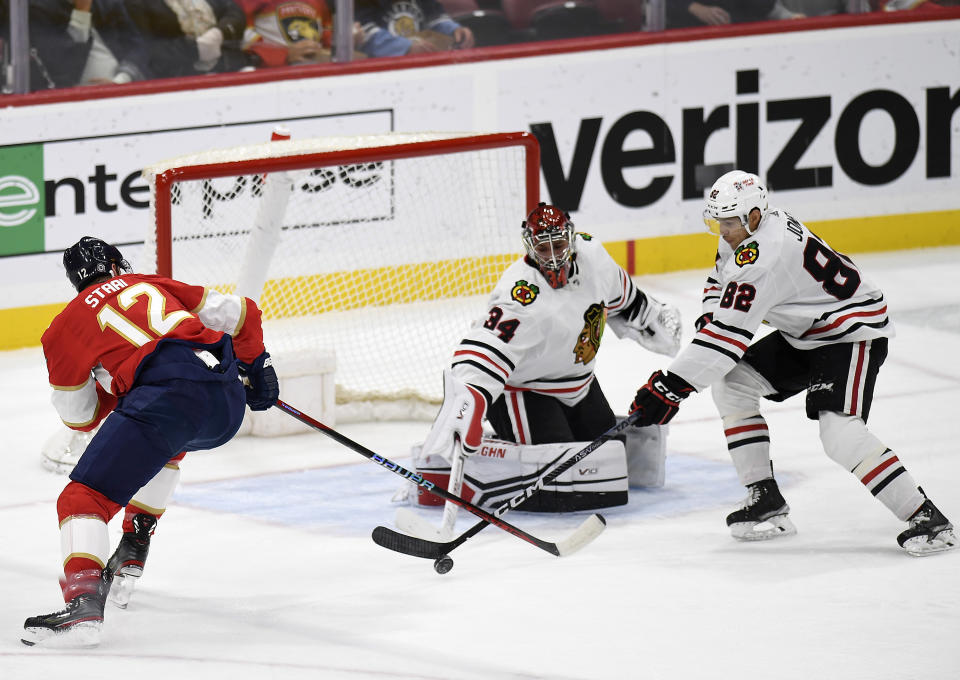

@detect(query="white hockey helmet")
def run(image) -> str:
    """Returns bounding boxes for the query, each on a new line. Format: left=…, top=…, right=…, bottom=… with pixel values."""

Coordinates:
left=702, top=171, right=768, bottom=235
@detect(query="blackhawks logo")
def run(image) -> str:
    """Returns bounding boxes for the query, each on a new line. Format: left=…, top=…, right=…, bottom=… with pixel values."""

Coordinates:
left=734, top=241, right=760, bottom=267
left=578, top=232, right=593, bottom=241
left=572, top=303, right=606, bottom=365
left=511, top=280, right=539, bottom=306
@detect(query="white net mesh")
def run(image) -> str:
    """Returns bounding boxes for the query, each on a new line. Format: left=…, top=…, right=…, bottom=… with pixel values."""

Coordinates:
left=143, top=132, right=533, bottom=420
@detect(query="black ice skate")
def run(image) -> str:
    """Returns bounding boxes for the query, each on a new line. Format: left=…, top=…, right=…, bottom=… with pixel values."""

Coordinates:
left=22, top=572, right=111, bottom=647
left=897, top=499, right=957, bottom=557
left=726, top=478, right=797, bottom=541
left=106, top=513, right=156, bottom=608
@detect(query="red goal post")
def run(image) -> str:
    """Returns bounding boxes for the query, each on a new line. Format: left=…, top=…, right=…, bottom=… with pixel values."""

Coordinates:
left=141, top=131, right=541, bottom=422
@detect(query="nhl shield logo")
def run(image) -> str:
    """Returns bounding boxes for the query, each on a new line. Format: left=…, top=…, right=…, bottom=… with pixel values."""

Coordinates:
left=511, top=280, right=539, bottom=306
left=734, top=241, right=760, bottom=267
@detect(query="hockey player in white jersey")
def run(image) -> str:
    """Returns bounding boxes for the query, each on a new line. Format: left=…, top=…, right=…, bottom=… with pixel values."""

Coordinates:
left=627, top=170, right=955, bottom=556
left=420, top=203, right=681, bottom=497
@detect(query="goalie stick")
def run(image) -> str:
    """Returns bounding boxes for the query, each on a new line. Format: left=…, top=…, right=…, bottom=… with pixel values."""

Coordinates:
left=372, top=411, right=642, bottom=561
left=274, top=399, right=606, bottom=558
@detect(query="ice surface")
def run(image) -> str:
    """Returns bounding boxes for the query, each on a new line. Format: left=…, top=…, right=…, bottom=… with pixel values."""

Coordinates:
left=1, top=248, right=958, bottom=679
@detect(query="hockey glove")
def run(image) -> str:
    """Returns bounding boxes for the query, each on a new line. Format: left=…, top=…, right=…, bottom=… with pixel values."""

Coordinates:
left=629, top=370, right=695, bottom=426
left=238, top=351, right=279, bottom=411
left=420, top=369, right=487, bottom=461
left=694, top=313, right=713, bottom=332
left=608, top=292, right=683, bottom=357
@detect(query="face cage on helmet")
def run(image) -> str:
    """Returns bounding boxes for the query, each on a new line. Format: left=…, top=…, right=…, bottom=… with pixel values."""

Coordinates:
left=523, top=225, right=575, bottom=272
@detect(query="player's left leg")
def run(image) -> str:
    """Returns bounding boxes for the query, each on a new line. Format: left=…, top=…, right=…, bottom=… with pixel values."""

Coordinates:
left=811, top=338, right=955, bottom=555
left=562, top=379, right=617, bottom=441
left=22, top=481, right=121, bottom=647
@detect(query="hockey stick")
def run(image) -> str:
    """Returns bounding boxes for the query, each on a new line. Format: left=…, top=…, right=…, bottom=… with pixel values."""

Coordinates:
left=274, top=399, right=605, bottom=558
left=394, top=438, right=466, bottom=540
left=371, top=411, right=642, bottom=561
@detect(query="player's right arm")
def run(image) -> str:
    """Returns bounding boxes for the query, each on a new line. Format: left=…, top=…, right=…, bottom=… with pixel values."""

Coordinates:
left=149, top=277, right=266, bottom=363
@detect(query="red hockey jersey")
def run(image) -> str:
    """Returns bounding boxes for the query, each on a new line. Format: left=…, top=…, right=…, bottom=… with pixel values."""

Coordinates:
left=42, top=274, right=265, bottom=430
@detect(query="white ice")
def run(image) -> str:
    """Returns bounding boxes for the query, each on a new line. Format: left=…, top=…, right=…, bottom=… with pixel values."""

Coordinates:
left=1, top=247, right=958, bottom=680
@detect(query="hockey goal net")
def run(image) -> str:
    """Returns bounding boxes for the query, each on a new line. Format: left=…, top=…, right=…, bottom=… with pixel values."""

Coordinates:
left=141, top=131, right=540, bottom=422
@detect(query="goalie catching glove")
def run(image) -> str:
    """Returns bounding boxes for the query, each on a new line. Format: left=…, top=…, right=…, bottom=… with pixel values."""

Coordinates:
left=607, top=292, right=682, bottom=357
left=238, top=351, right=279, bottom=411
left=629, top=370, right=695, bottom=426
left=420, top=369, right=487, bottom=461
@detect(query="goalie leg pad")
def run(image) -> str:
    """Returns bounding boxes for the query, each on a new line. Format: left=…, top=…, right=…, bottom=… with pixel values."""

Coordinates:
left=413, top=437, right=628, bottom=512
left=620, top=420, right=667, bottom=488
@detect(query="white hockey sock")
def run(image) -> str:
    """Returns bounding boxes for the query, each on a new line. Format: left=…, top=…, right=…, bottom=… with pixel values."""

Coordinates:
left=723, top=414, right=772, bottom=486
left=851, top=449, right=925, bottom=521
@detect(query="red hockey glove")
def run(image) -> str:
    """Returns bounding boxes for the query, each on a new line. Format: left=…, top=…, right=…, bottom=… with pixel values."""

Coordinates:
left=629, top=370, right=695, bottom=426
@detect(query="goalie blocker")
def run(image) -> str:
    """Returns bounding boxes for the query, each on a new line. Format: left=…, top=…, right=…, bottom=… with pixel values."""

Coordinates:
left=411, top=420, right=666, bottom=512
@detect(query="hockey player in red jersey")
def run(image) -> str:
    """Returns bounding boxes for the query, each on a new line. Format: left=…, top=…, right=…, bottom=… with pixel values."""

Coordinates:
left=628, top=171, right=955, bottom=556
left=22, top=237, right=279, bottom=647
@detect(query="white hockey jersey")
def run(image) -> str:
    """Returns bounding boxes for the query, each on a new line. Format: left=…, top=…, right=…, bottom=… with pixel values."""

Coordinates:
left=450, top=234, right=642, bottom=407
left=669, top=207, right=894, bottom=391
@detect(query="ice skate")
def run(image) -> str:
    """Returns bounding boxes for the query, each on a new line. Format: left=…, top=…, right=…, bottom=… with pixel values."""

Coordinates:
left=897, top=499, right=957, bottom=557
left=726, top=478, right=796, bottom=541
left=22, top=572, right=111, bottom=647
left=106, top=513, right=156, bottom=608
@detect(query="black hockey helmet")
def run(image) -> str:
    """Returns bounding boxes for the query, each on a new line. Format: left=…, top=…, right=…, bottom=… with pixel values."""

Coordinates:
left=63, top=236, right=132, bottom=293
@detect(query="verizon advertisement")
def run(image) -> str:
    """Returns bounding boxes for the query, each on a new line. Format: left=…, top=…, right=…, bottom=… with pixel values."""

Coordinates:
left=0, top=19, right=957, bottom=317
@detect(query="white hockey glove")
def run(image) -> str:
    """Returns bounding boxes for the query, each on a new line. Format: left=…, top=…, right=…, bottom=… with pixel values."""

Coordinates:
left=420, top=369, right=487, bottom=461
left=608, top=293, right=682, bottom=357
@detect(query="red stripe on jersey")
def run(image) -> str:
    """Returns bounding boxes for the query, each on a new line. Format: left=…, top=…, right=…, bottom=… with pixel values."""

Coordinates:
left=698, top=327, right=749, bottom=352
left=453, top=349, right=510, bottom=378
left=504, top=375, right=593, bottom=395
left=509, top=391, right=527, bottom=444
left=703, top=285, right=720, bottom=294
left=861, top=455, right=899, bottom=485
left=802, top=306, right=887, bottom=337
left=849, top=342, right=867, bottom=415
left=724, top=423, right=769, bottom=436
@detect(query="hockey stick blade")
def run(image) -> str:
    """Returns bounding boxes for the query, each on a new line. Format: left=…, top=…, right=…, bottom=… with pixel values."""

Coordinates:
left=274, top=399, right=592, bottom=557
left=372, top=412, right=640, bottom=561
left=372, top=513, right=606, bottom=560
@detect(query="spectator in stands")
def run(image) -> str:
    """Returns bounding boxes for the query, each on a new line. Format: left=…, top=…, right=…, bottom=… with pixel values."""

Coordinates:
left=25, top=0, right=151, bottom=90
left=238, top=0, right=341, bottom=65
left=667, top=0, right=804, bottom=28
left=126, top=0, right=248, bottom=79
left=356, top=0, right=475, bottom=57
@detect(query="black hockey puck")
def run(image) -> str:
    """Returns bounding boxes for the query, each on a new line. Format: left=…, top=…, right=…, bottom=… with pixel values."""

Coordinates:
left=433, top=555, right=454, bottom=574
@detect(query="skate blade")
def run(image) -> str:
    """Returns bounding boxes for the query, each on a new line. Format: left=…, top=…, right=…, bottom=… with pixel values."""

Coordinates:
left=108, top=573, right=138, bottom=609
left=902, top=529, right=957, bottom=557
left=730, top=515, right=797, bottom=541
left=22, top=620, right=101, bottom=648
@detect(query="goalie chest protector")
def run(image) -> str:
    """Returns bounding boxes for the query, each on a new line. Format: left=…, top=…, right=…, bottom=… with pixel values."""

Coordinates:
left=413, top=438, right=629, bottom=512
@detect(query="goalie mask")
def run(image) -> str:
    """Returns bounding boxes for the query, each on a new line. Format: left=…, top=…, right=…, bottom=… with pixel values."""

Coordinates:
left=522, top=203, right=575, bottom=289
left=63, top=236, right=132, bottom=293
left=702, top=171, right=768, bottom=236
